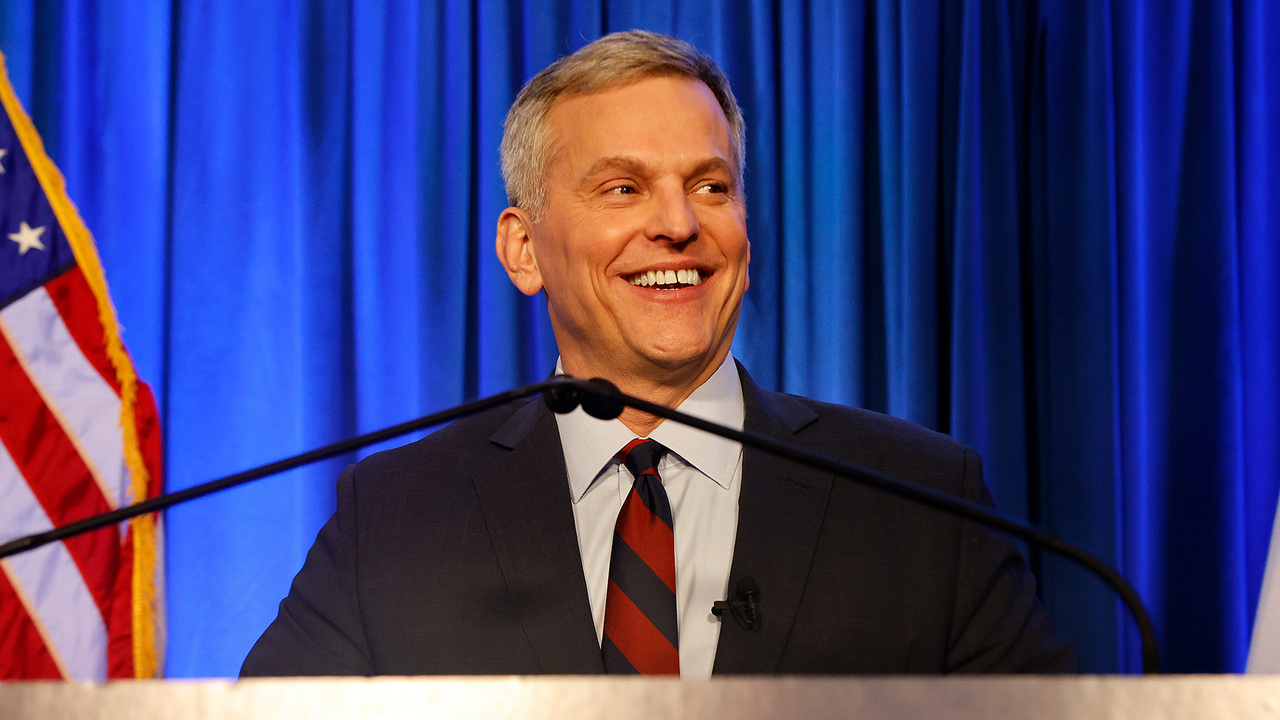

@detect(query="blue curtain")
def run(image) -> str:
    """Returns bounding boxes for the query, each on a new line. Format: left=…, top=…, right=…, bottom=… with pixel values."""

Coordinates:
left=2, top=0, right=1276, bottom=677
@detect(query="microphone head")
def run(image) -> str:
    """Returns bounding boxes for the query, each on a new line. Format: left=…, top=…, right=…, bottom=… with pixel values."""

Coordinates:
left=736, top=576, right=760, bottom=599
left=580, top=378, right=625, bottom=420
left=542, top=381, right=581, bottom=414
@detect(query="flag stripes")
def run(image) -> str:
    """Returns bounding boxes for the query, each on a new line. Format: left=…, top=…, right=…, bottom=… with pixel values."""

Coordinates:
left=0, top=464, right=108, bottom=678
left=0, top=315, right=121, bottom=623
left=6, top=278, right=134, bottom=508
left=0, top=568, right=64, bottom=678
left=44, top=268, right=126, bottom=395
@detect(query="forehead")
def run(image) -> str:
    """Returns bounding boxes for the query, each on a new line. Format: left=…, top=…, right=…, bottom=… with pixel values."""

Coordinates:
left=542, top=76, right=736, bottom=178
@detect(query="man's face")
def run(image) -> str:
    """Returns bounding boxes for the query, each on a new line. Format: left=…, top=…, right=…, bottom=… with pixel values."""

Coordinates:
left=503, top=75, right=750, bottom=387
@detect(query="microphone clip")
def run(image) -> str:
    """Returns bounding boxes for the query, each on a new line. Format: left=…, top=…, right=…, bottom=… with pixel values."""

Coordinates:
left=712, top=577, right=760, bottom=631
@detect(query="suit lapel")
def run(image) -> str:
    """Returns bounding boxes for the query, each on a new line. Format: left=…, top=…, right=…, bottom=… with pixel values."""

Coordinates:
left=471, top=398, right=604, bottom=674
left=713, top=369, right=833, bottom=674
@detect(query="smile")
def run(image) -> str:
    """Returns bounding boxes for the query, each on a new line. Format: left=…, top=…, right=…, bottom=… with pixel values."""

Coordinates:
left=626, top=268, right=704, bottom=288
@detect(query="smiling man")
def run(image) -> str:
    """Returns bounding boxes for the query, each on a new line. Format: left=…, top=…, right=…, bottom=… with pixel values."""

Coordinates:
left=496, top=70, right=749, bottom=433
left=242, top=31, right=1076, bottom=678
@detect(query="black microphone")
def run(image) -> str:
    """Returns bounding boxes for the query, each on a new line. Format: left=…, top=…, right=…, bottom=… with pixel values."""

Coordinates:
left=551, top=376, right=1162, bottom=675
left=541, top=376, right=624, bottom=420
left=712, top=577, right=760, bottom=631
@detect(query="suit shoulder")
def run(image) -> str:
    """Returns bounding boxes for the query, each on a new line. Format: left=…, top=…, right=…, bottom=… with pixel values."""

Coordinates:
left=346, top=396, right=542, bottom=486
left=762, top=388, right=964, bottom=448
left=757, top=388, right=974, bottom=474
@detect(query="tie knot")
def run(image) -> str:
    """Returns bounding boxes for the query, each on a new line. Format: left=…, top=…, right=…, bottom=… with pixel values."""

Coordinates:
left=617, top=438, right=666, bottom=480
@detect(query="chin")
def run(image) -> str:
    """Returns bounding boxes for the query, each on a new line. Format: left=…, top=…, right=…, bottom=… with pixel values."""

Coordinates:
left=638, top=342, right=723, bottom=373
left=623, top=316, right=732, bottom=371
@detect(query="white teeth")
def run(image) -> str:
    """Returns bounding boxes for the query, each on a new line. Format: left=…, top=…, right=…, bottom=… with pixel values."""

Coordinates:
left=627, top=268, right=703, bottom=287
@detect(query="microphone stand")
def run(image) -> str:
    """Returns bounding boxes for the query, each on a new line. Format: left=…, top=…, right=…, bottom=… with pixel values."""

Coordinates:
left=545, top=377, right=1163, bottom=675
left=0, top=379, right=566, bottom=561
left=0, top=375, right=1161, bottom=674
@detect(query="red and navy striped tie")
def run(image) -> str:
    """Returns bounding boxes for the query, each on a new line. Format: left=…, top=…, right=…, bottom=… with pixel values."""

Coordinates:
left=602, top=438, right=679, bottom=675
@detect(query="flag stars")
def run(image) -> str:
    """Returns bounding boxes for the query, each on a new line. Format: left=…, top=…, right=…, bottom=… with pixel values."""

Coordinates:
left=8, top=221, right=47, bottom=255
left=0, top=147, right=7, bottom=173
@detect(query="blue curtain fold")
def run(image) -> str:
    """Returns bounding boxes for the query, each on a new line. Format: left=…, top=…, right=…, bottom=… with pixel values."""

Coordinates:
left=1, top=0, right=1276, bottom=676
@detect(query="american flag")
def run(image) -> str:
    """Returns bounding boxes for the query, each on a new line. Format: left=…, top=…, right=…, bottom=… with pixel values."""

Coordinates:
left=0, top=51, right=163, bottom=679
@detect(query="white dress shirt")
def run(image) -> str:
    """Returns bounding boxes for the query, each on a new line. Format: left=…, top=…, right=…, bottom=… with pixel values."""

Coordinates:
left=553, top=354, right=744, bottom=679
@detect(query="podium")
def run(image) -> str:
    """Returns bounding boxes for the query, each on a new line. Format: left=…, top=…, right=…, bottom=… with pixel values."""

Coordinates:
left=4, top=676, right=1280, bottom=719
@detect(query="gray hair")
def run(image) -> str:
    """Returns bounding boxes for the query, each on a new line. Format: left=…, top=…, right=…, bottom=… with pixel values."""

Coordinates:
left=499, top=30, right=746, bottom=220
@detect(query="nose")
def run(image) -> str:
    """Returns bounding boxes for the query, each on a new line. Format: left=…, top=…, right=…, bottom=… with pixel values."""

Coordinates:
left=647, top=184, right=700, bottom=245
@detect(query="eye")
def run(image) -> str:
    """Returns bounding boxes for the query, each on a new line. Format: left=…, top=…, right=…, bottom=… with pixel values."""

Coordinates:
left=605, top=184, right=638, bottom=195
left=694, top=181, right=729, bottom=195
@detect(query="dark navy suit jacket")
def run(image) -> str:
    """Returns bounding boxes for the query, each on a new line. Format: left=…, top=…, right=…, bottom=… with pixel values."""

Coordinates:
left=241, top=367, right=1077, bottom=675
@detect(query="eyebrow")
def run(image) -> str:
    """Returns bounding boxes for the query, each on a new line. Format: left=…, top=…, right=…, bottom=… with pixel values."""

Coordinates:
left=579, top=156, right=648, bottom=182
left=578, top=156, right=737, bottom=187
left=688, top=158, right=736, bottom=185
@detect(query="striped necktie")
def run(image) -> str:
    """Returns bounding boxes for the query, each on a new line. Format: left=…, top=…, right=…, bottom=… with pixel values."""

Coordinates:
left=601, top=438, right=679, bottom=675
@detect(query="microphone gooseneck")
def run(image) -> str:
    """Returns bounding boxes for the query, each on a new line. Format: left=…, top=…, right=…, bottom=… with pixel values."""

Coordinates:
left=0, top=376, right=585, bottom=561
left=556, top=376, right=1162, bottom=675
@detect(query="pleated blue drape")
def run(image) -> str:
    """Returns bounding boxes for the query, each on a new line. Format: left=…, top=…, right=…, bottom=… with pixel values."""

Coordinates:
left=1, top=0, right=1276, bottom=676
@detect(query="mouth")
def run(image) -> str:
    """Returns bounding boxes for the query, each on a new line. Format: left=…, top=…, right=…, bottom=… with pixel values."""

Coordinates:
left=625, top=268, right=705, bottom=289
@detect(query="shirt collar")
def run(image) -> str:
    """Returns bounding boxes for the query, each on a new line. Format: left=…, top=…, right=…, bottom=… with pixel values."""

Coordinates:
left=554, top=354, right=745, bottom=503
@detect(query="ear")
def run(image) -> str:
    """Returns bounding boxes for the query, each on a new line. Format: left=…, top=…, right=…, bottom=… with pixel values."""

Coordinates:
left=495, top=207, right=543, bottom=297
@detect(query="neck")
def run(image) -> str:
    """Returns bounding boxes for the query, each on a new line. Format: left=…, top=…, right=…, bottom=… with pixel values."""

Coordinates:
left=612, top=380, right=696, bottom=437
left=560, top=353, right=727, bottom=437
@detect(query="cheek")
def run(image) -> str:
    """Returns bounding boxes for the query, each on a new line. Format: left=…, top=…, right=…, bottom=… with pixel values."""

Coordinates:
left=713, top=222, right=751, bottom=268
left=531, top=223, right=582, bottom=282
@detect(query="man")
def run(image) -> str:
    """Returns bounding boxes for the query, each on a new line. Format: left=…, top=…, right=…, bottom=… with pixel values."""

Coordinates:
left=242, top=30, right=1076, bottom=677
